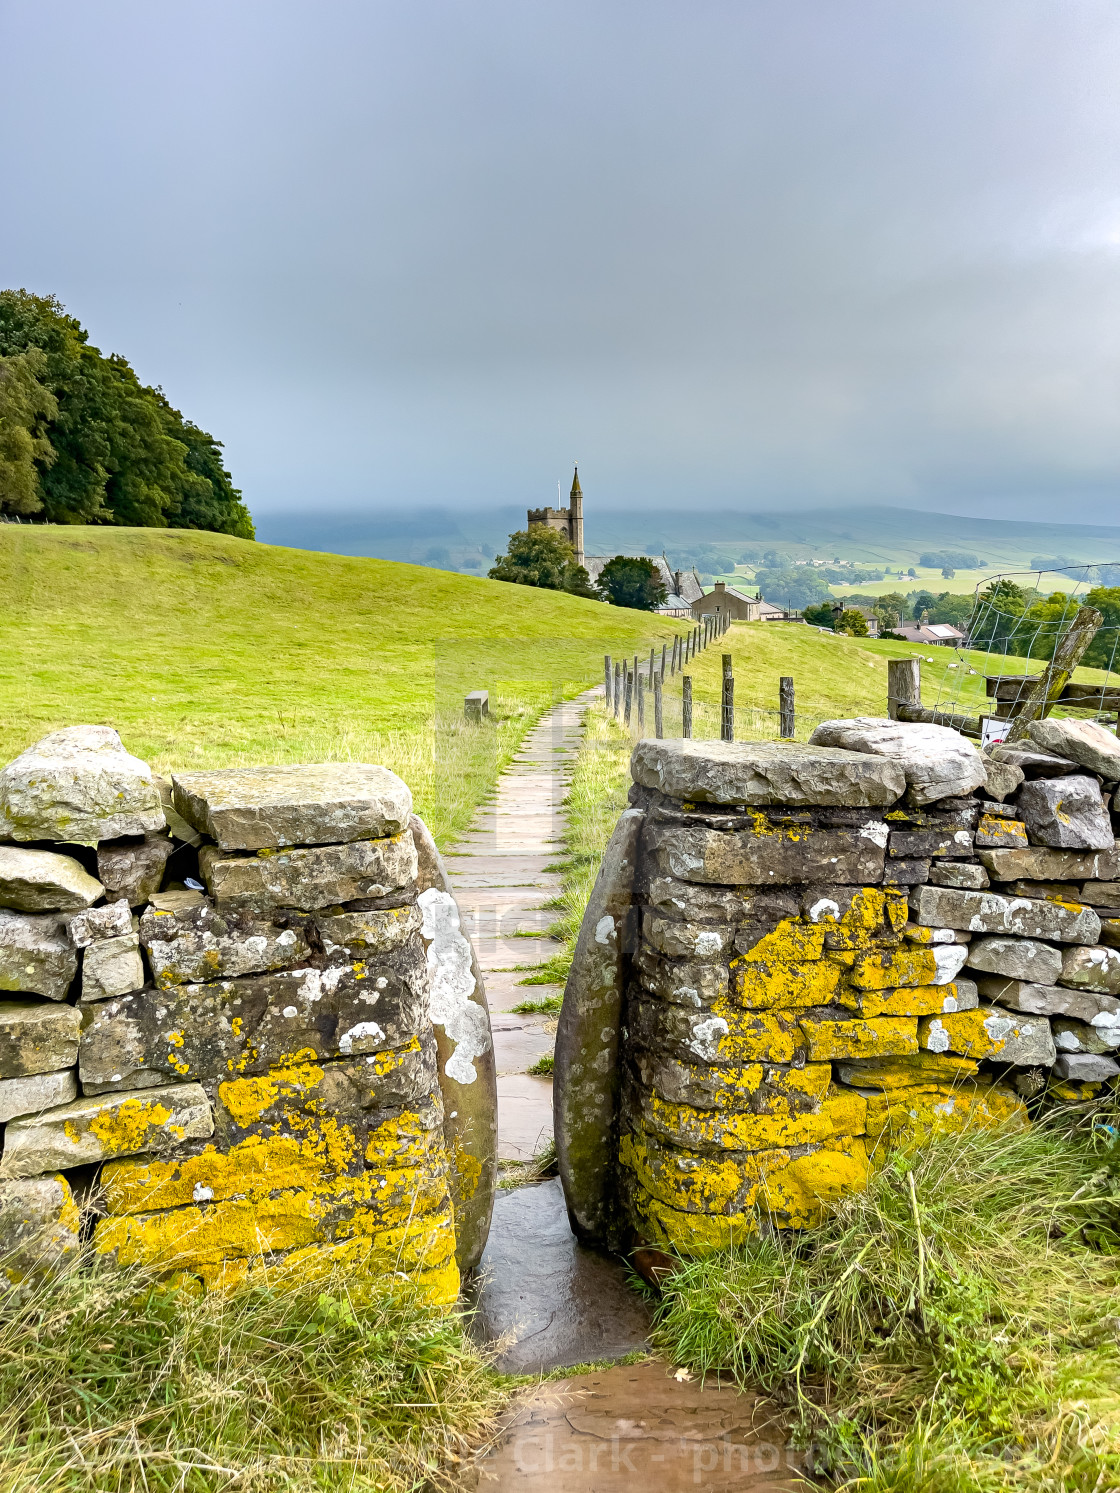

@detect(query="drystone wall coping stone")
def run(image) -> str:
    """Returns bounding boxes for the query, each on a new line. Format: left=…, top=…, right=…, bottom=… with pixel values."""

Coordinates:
left=0, top=1067, right=77, bottom=1123
left=990, top=745, right=1081, bottom=777
left=808, top=718, right=987, bottom=805
left=0, top=1001, right=82, bottom=1078
left=0, top=846, right=103, bottom=913
left=97, top=837, right=174, bottom=907
left=0, top=1082, right=213, bottom=1177
left=69, top=900, right=132, bottom=948
left=0, top=910, right=78, bottom=1001
left=1017, top=776, right=1115, bottom=851
left=629, top=738, right=907, bottom=807
left=199, top=834, right=418, bottom=910
left=0, top=726, right=165, bottom=845
left=172, top=762, right=413, bottom=850
left=1028, top=718, right=1120, bottom=781
left=911, top=885, right=1101, bottom=944
left=966, top=936, right=1063, bottom=985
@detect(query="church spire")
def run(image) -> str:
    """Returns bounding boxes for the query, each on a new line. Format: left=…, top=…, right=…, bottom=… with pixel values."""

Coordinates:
left=568, top=465, right=584, bottom=567
left=570, top=465, right=582, bottom=500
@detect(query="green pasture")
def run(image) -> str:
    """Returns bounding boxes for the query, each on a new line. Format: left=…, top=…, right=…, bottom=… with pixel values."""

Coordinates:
left=0, top=527, right=685, bottom=845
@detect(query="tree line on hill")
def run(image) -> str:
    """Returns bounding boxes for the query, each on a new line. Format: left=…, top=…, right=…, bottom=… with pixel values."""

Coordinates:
left=0, top=290, right=253, bottom=537
left=488, top=527, right=667, bottom=609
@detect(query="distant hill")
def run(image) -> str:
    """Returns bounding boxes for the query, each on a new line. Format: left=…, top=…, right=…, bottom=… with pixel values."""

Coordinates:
left=257, top=504, right=1120, bottom=577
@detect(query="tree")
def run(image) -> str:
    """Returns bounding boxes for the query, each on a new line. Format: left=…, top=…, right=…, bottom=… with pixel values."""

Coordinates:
left=0, top=289, right=254, bottom=536
left=803, top=602, right=836, bottom=628
left=595, top=555, right=667, bottom=610
left=488, top=527, right=596, bottom=595
left=1083, top=588, right=1120, bottom=671
left=876, top=591, right=911, bottom=626
left=752, top=565, right=832, bottom=612
left=928, top=593, right=975, bottom=629
left=835, top=609, right=869, bottom=636
left=0, top=348, right=57, bottom=515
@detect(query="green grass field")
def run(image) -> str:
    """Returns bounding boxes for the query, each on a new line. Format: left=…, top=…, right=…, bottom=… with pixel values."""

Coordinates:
left=650, top=620, right=1120, bottom=740
left=0, top=527, right=686, bottom=845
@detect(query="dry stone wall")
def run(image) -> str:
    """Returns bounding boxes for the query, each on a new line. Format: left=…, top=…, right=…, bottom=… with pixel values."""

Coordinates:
left=0, top=728, right=496, bottom=1302
left=555, top=718, right=1120, bottom=1254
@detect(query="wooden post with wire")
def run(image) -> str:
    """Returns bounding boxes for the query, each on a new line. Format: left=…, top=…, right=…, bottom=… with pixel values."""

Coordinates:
left=721, top=653, right=734, bottom=742
left=1005, top=607, right=1104, bottom=744
left=654, top=670, right=663, bottom=738
left=613, top=661, right=622, bottom=717
left=623, top=665, right=633, bottom=726
left=604, top=655, right=612, bottom=708
left=887, top=658, right=922, bottom=720
left=637, top=670, right=645, bottom=733
left=682, top=675, right=693, bottom=738
left=779, top=676, right=795, bottom=739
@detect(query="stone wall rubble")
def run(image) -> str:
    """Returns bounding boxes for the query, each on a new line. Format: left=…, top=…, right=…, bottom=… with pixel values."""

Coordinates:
left=0, top=728, right=496, bottom=1301
left=555, top=717, right=1120, bottom=1253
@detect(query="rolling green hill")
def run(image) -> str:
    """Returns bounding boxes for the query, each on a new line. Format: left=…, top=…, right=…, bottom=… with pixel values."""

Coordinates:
left=0, top=527, right=685, bottom=844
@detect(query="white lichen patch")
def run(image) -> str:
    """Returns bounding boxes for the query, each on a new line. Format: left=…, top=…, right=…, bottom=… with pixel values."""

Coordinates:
left=419, top=887, right=491, bottom=1085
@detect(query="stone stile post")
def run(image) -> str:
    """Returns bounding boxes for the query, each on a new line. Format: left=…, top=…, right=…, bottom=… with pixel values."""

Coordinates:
left=780, top=676, right=795, bottom=739
left=721, top=653, right=734, bottom=742
left=654, top=670, right=664, bottom=738
left=604, top=655, right=612, bottom=708
left=682, top=675, right=693, bottom=738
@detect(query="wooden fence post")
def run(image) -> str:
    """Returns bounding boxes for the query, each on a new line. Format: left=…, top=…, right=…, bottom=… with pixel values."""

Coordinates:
left=660, top=642, right=667, bottom=680
left=1004, top=607, right=1104, bottom=744
left=721, top=653, right=734, bottom=741
left=682, top=675, right=692, bottom=738
left=887, top=658, right=922, bottom=720
left=613, top=661, right=621, bottom=718
left=637, top=671, right=645, bottom=732
left=604, top=654, right=612, bottom=707
left=648, top=647, right=656, bottom=683
left=623, top=665, right=633, bottom=726
left=779, top=676, right=795, bottom=739
left=654, top=670, right=663, bottom=738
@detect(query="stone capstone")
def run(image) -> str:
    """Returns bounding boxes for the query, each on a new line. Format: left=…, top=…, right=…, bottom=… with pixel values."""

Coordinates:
left=0, top=1067, right=77, bottom=1123
left=1027, top=718, right=1120, bottom=781
left=0, top=1176, right=80, bottom=1290
left=629, top=738, right=907, bottom=807
left=1058, top=944, right=1120, bottom=995
left=0, top=910, right=77, bottom=1001
left=910, top=885, right=1100, bottom=944
left=138, top=901, right=313, bottom=988
left=171, top=762, right=413, bottom=850
left=0, top=726, right=165, bottom=844
left=808, top=718, right=986, bottom=805
left=0, top=1082, right=213, bottom=1177
left=966, top=935, right=1063, bottom=985
left=0, top=1001, right=82, bottom=1078
left=643, top=819, right=886, bottom=888
left=0, top=846, right=103, bottom=912
left=1017, top=776, right=1114, bottom=851
left=68, top=899, right=132, bottom=948
left=199, top=834, right=418, bottom=910
left=78, top=952, right=428, bottom=1090
left=97, top=836, right=174, bottom=907
left=82, top=932, right=145, bottom=1001
left=990, top=745, right=1080, bottom=777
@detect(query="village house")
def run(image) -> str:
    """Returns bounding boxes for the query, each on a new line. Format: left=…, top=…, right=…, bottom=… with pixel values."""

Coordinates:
left=690, top=579, right=787, bottom=624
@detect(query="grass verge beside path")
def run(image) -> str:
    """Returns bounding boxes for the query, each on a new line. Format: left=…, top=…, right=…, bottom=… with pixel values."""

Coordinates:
left=0, top=527, right=686, bottom=846
left=0, top=1265, right=507, bottom=1493
left=653, top=1113, right=1120, bottom=1490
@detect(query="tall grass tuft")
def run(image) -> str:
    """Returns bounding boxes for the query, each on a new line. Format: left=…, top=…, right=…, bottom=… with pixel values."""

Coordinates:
left=652, top=1115, right=1120, bottom=1488
left=0, top=1262, right=507, bottom=1492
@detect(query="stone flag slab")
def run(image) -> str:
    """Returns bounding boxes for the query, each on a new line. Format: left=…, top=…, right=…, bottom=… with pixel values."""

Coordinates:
left=0, top=726, right=164, bottom=845
left=172, top=762, right=413, bottom=850
left=630, top=739, right=906, bottom=807
left=809, top=718, right=986, bottom=805
left=0, top=847, right=104, bottom=913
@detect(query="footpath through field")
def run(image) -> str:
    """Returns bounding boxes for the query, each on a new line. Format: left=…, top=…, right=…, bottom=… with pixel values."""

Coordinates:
left=446, top=694, right=806, bottom=1492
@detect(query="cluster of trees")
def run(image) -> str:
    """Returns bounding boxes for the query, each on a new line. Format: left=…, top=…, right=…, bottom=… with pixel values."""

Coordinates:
left=918, top=550, right=983, bottom=571
left=488, top=528, right=668, bottom=610
left=801, top=589, right=978, bottom=635
left=970, top=581, right=1120, bottom=668
left=0, top=290, right=253, bottom=537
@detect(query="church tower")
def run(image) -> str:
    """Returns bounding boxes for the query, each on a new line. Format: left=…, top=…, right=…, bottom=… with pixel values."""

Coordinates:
left=569, top=466, right=584, bottom=567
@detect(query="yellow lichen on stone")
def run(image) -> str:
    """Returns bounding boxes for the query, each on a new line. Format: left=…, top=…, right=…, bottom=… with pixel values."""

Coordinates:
left=1048, top=1079, right=1102, bottom=1102
left=754, top=1063, right=832, bottom=1113
left=702, top=1002, right=801, bottom=1064
left=799, top=1015, right=918, bottom=1061
left=761, top=1138, right=870, bottom=1227
left=865, top=1082, right=1026, bottom=1150
left=627, top=1186, right=758, bottom=1254
left=87, top=1097, right=178, bottom=1155
left=820, top=1087, right=868, bottom=1136
left=736, top=920, right=826, bottom=962
left=732, top=958, right=840, bottom=1011
left=836, top=1053, right=979, bottom=1089
left=859, top=983, right=972, bottom=1018
left=919, top=1008, right=1037, bottom=1060
left=217, top=1061, right=327, bottom=1127
left=364, top=1106, right=444, bottom=1168
left=849, top=948, right=939, bottom=990
left=638, top=1090, right=845, bottom=1151
left=619, top=1130, right=758, bottom=1214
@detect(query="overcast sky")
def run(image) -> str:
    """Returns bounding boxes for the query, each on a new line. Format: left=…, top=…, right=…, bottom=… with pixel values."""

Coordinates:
left=3, top=1, right=1120, bottom=523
